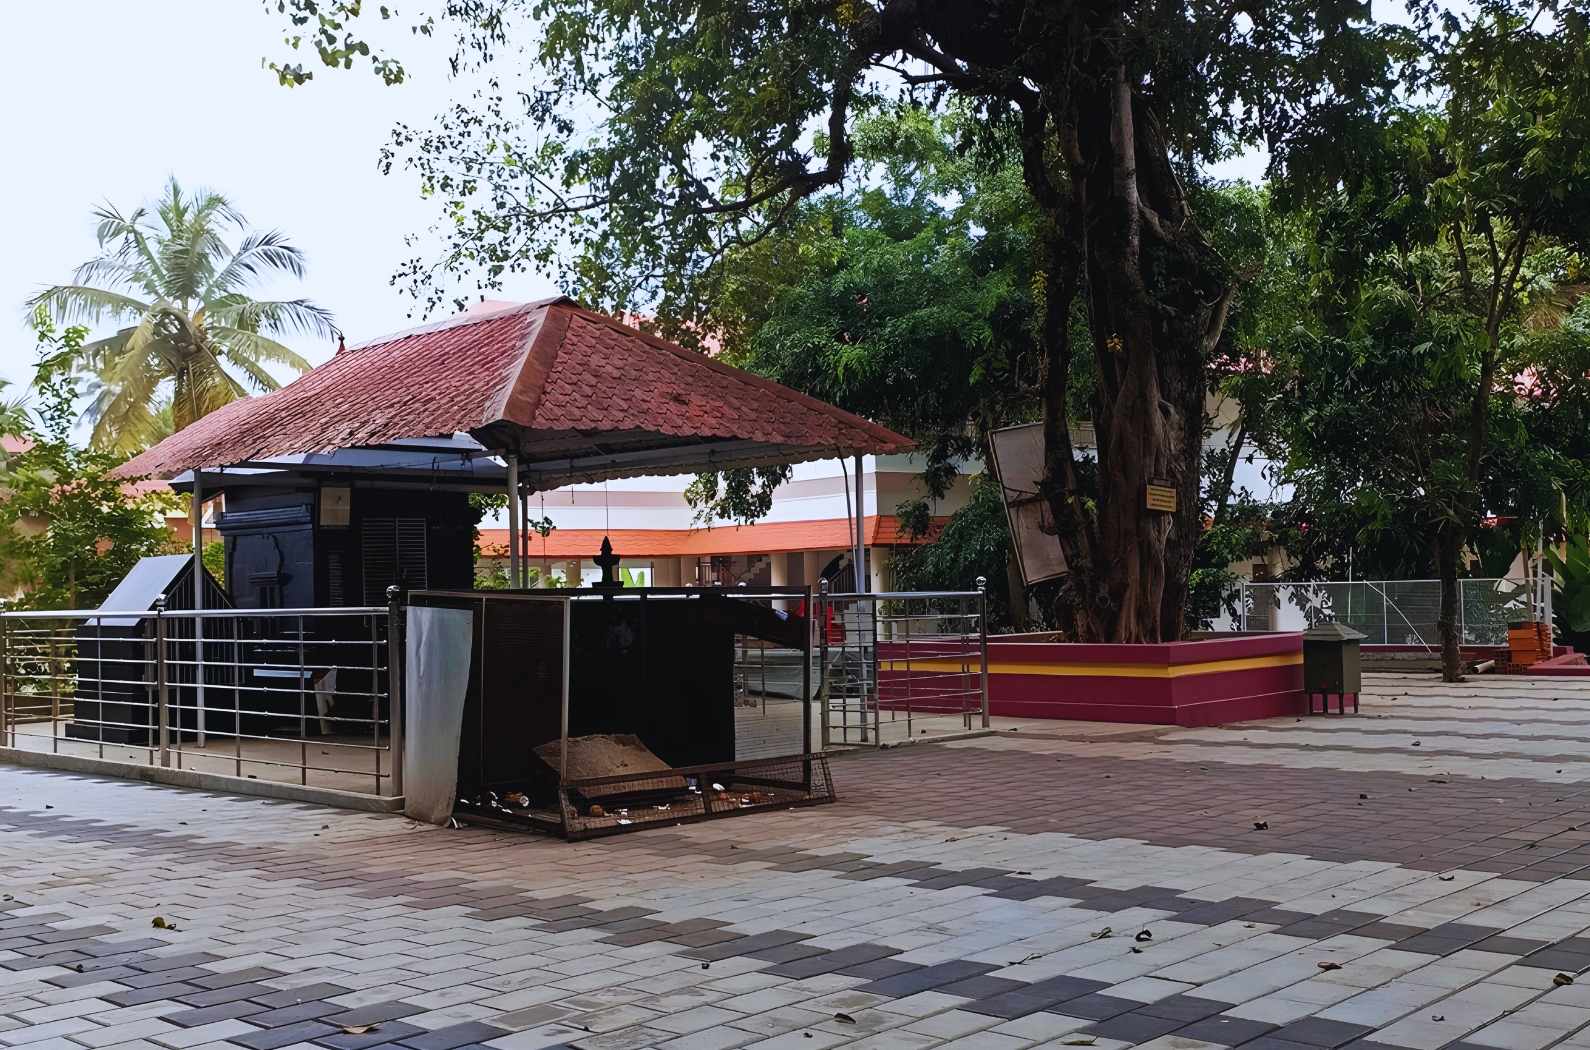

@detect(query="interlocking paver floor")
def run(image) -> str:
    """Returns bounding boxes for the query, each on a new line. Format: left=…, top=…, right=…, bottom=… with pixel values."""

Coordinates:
left=7, top=672, right=1590, bottom=1050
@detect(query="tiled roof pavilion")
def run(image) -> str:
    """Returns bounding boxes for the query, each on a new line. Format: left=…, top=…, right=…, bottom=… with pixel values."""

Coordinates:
left=115, top=298, right=911, bottom=487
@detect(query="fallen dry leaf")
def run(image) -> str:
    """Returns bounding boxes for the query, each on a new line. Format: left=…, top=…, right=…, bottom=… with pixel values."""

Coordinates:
left=834, top=1012, right=856, bottom=1024
left=339, top=1025, right=379, bottom=1036
left=1556, top=973, right=1575, bottom=986
left=1318, top=962, right=1342, bottom=971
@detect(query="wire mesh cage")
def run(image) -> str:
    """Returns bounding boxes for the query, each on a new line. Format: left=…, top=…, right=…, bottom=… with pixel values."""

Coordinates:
left=416, top=587, right=833, bottom=838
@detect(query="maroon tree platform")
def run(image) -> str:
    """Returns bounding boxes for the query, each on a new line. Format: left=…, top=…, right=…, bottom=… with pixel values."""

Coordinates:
left=985, top=633, right=1306, bottom=726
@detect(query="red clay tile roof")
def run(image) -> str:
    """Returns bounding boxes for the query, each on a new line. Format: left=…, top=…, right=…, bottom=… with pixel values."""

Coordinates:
left=115, top=298, right=911, bottom=480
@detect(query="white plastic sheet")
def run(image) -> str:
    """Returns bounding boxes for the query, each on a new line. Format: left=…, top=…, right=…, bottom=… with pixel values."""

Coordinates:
left=402, top=606, right=475, bottom=824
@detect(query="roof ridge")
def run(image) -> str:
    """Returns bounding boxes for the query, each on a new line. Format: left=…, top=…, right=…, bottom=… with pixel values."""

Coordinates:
left=346, top=296, right=571, bottom=352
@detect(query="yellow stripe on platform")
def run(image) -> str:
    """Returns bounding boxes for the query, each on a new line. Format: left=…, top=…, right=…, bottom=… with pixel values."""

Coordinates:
left=880, top=652, right=1302, bottom=679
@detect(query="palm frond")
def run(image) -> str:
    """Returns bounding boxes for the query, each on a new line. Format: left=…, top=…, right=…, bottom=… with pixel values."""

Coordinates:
left=208, top=327, right=312, bottom=377
left=92, top=203, right=166, bottom=290
left=225, top=354, right=286, bottom=394
left=66, top=329, right=136, bottom=375
left=209, top=298, right=335, bottom=340
left=70, top=257, right=145, bottom=297
left=84, top=353, right=167, bottom=451
left=172, top=347, right=244, bottom=430
left=27, top=285, right=152, bottom=327
left=204, top=230, right=310, bottom=299
left=155, top=180, right=241, bottom=305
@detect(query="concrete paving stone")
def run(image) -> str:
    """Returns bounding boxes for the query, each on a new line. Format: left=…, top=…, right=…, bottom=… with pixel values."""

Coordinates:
left=1462, top=1021, right=1571, bottom=1050
left=319, top=1005, right=429, bottom=1030
left=1174, top=1015, right=1279, bottom=1045
left=1134, top=997, right=1235, bottom=1023
left=478, top=1028, right=578, bottom=1050
left=389, top=1023, right=515, bottom=1050
left=859, top=961, right=1000, bottom=998
left=821, top=1031, right=938, bottom=1050
left=937, top=976, right=1030, bottom=1001
left=1045, top=994, right=1141, bottom=1022
left=1267, top=1017, right=1374, bottom=1047
left=726, top=1004, right=833, bottom=1038
left=1129, top=1035, right=1230, bottom=1050
left=148, top=1019, right=262, bottom=1049
left=737, top=1030, right=849, bottom=1050
left=930, top=1032, right=1029, bottom=1049
left=165, top=1001, right=271, bottom=1028
left=901, top=1008, right=1000, bottom=1038
left=644, top=1004, right=747, bottom=1036
left=226, top=1020, right=342, bottom=1050
left=175, top=986, right=282, bottom=1010
left=74, top=1018, right=184, bottom=1048
left=0, top=1016, right=102, bottom=1045
left=249, top=986, right=354, bottom=1010
left=242, top=1002, right=348, bottom=1029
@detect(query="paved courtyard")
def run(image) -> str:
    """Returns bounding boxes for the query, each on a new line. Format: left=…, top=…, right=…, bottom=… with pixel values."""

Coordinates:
left=5, top=673, right=1590, bottom=1050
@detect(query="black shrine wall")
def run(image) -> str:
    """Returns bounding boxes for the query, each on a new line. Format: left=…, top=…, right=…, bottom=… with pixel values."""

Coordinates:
left=219, top=486, right=476, bottom=609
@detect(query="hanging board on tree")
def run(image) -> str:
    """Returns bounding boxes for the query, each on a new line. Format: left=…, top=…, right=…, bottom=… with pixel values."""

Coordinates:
left=989, top=422, right=1069, bottom=587
left=1146, top=478, right=1178, bottom=512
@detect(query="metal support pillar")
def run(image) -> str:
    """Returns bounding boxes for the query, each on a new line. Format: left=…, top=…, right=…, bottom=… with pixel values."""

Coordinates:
left=506, top=453, right=521, bottom=590
left=853, top=454, right=866, bottom=593
left=192, top=470, right=206, bottom=747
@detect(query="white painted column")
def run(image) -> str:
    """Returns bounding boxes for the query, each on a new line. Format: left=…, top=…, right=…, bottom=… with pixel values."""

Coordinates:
left=770, top=550, right=790, bottom=609
left=803, top=550, right=824, bottom=592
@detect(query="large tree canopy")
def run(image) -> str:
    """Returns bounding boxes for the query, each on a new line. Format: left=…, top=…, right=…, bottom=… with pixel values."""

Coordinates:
left=270, top=0, right=1412, bottom=641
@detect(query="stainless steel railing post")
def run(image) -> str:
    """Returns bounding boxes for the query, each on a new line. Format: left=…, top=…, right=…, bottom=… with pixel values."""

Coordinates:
left=387, top=586, right=405, bottom=798
left=976, top=576, right=990, bottom=729
left=155, top=598, right=170, bottom=768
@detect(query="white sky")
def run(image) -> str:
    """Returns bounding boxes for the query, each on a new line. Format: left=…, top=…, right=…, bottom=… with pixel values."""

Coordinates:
left=0, top=0, right=559, bottom=398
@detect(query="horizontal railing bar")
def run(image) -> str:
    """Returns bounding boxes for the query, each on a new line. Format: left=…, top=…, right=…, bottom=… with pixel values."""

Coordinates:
left=824, top=591, right=982, bottom=600
left=2, top=607, right=389, bottom=620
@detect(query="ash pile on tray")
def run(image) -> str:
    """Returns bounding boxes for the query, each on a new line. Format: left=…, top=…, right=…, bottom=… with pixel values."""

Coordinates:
left=534, top=733, right=677, bottom=781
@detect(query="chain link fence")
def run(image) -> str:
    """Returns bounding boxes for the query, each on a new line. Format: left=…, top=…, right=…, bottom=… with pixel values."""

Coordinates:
left=1233, top=578, right=1549, bottom=646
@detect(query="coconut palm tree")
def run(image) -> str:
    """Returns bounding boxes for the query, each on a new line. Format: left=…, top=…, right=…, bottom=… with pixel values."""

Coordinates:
left=29, top=178, right=333, bottom=451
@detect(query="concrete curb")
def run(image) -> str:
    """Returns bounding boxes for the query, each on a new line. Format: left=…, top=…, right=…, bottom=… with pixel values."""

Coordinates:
left=0, top=746, right=404, bottom=813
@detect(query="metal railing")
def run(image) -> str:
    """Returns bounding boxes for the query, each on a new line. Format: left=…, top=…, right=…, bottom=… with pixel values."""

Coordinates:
left=1, top=601, right=400, bottom=796
left=815, top=582, right=988, bottom=746
left=1233, top=578, right=1548, bottom=647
